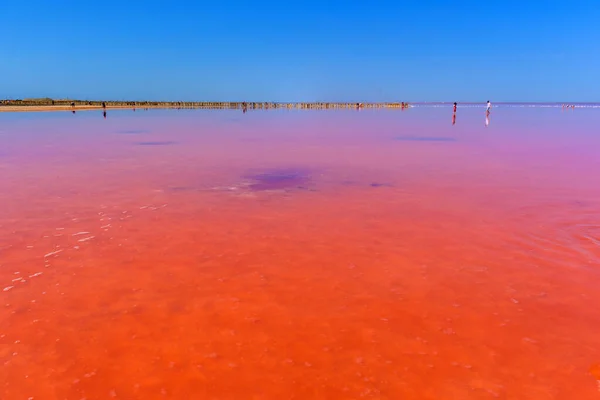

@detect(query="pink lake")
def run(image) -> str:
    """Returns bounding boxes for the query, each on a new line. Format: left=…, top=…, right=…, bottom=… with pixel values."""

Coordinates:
left=1, top=106, right=600, bottom=399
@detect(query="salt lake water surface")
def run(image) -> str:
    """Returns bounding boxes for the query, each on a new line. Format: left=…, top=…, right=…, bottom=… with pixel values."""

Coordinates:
left=1, top=107, right=600, bottom=399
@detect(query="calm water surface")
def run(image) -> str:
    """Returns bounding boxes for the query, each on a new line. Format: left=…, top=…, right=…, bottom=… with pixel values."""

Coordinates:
left=1, top=107, right=600, bottom=399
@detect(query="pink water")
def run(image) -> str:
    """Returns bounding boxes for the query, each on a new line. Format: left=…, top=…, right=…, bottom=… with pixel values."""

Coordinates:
left=1, top=107, right=600, bottom=399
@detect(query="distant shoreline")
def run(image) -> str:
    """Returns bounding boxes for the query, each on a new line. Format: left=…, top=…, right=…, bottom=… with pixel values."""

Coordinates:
left=0, top=105, right=141, bottom=113
left=0, top=101, right=411, bottom=113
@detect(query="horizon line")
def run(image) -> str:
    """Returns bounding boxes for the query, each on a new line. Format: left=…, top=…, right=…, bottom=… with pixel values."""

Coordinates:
left=2, top=99, right=598, bottom=104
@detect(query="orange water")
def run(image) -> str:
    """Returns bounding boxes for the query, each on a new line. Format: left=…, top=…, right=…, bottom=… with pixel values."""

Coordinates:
left=1, top=107, right=600, bottom=399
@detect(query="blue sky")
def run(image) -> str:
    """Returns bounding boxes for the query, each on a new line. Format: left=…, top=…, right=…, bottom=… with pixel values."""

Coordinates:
left=1, top=0, right=598, bottom=102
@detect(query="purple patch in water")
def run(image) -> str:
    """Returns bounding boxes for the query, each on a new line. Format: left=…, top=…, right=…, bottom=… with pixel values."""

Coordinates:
left=136, top=141, right=177, bottom=146
left=394, top=136, right=456, bottom=142
left=243, top=168, right=312, bottom=191
left=117, top=129, right=150, bottom=134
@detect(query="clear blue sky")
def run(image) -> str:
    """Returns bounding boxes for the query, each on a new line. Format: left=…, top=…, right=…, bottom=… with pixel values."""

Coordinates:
left=1, top=0, right=598, bottom=102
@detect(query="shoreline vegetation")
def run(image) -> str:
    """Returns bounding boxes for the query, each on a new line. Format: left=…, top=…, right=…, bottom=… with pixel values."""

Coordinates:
left=0, top=98, right=411, bottom=112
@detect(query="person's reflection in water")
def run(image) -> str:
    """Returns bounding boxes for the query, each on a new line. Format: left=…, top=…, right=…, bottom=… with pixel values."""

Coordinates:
left=485, top=110, right=490, bottom=127
left=72, top=110, right=76, bottom=114
left=103, top=111, right=107, bottom=119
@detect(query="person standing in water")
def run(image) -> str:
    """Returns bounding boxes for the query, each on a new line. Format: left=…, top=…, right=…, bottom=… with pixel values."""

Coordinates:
left=486, top=100, right=492, bottom=113
left=452, top=102, right=457, bottom=125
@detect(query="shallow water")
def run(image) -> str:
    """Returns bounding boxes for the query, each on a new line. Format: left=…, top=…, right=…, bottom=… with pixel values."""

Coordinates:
left=1, top=107, right=600, bottom=399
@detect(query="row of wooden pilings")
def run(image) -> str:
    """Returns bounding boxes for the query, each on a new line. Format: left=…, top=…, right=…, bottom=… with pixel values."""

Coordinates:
left=1, top=100, right=411, bottom=109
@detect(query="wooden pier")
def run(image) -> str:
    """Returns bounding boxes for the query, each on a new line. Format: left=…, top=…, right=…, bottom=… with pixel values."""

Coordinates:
left=0, top=99, right=411, bottom=112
